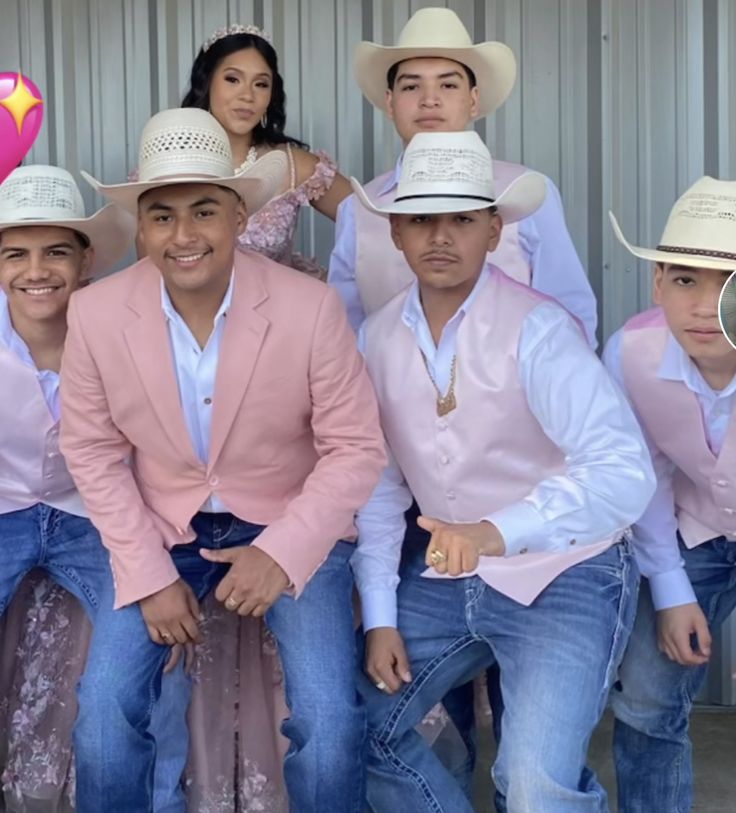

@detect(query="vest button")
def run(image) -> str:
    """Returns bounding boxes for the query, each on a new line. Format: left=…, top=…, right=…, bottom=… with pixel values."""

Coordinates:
left=437, top=421, right=448, bottom=431
left=724, top=508, right=735, bottom=515
left=716, top=480, right=729, bottom=487
left=446, top=491, right=456, bottom=500
left=440, top=455, right=450, bottom=465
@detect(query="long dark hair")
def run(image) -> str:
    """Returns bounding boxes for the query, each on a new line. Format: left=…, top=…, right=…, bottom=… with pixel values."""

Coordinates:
left=181, top=33, right=307, bottom=149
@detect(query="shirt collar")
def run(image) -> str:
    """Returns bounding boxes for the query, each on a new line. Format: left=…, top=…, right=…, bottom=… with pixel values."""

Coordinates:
left=401, top=265, right=491, bottom=332
left=160, top=269, right=235, bottom=325
left=658, top=332, right=736, bottom=398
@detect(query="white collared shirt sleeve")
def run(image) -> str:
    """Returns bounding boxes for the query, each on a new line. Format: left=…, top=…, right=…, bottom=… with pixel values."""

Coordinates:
left=518, top=177, right=599, bottom=349
left=602, top=330, right=697, bottom=610
left=486, top=303, right=656, bottom=556
left=352, top=449, right=413, bottom=630
left=352, top=322, right=413, bottom=630
left=327, top=194, right=366, bottom=333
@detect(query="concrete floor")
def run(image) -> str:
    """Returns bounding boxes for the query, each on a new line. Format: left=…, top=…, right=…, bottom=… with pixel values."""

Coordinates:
left=473, top=707, right=736, bottom=812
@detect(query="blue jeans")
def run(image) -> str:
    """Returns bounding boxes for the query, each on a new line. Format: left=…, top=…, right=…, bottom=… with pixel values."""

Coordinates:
left=612, top=536, right=736, bottom=813
left=0, top=504, right=187, bottom=811
left=74, top=512, right=365, bottom=813
left=360, top=542, right=638, bottom=813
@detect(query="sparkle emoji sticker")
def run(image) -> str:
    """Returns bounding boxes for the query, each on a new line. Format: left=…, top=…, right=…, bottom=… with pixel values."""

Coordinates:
left=0, top=72, right=44, bottom=185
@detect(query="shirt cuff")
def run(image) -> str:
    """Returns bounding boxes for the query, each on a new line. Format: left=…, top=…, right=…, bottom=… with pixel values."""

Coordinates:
left=648, top=567, right=698, bottom=611
left=360, top=587, right=398, bottom=631
left=484, top=502, right=548, bottom=557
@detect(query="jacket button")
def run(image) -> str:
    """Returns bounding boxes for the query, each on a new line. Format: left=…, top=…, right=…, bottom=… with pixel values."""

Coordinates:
left=209, top=476, right=219, bottom=487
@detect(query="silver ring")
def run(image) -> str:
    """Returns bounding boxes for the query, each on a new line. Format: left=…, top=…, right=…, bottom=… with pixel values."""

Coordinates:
left=375, top=680, right=388, bottom=691
left=225, top=596, right=238, bottom=610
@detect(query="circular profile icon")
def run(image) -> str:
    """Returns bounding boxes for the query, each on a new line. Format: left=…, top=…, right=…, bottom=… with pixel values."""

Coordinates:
left=718, top=270, right=736, bottom=350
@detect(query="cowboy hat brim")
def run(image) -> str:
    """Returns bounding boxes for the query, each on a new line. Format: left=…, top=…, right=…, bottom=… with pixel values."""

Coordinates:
left=354, top=41, right=517, bottom=120
left=81, top=150, right=287, bottom=218
left=0, top=203, right=137, bottom=278
left=351, top=170, right=547, bottom=225
left=609, top=212, right=736, bottom=272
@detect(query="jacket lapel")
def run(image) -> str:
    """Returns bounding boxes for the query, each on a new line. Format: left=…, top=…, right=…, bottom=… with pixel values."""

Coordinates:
left=207, top=254, right=270, bottom=470
left=122, top=263, right=201, bottom=468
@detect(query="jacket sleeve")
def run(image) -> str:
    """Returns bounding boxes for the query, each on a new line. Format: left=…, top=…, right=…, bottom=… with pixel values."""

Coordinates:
left=252, top=285, right=387, bottom=594
left=59, top=295, right=180, bottom=608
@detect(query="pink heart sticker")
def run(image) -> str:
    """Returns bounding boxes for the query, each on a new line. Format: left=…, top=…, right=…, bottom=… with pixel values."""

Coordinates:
left=0, top=72, right=44, bottom=186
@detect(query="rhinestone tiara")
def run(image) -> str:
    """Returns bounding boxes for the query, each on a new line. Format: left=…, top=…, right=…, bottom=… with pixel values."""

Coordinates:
left=202, top=23, right=272, bottom=52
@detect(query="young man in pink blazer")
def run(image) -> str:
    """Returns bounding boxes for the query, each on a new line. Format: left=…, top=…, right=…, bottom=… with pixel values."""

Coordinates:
left=603, top=178, right=736, bottom=812
left=60, top=108, right=386, bottom=812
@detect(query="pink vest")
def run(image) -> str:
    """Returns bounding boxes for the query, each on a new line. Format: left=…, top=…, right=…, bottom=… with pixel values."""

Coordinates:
left=362, top=270, right=613, bottom=606
left=355, top=161, right=532, bottom=316
left=0, top=346, right=85, bottom=516
left=622, top=308, right=736, bottom=545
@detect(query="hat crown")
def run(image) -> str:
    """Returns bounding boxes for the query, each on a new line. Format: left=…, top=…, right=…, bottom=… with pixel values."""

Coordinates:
left=659, top=177, right=736, bottom=258
left=0, top=165, right=87, bottom=222
left=395, top=131, right=494, bottom=202
left=137, top=108, right=235, bottom=183
left=396, top=8, right=473, bottom=48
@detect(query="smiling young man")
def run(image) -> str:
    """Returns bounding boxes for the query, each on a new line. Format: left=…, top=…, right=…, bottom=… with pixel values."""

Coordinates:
left=350, top=131, right=655, bottom=812
left=602, top=178, right=736, bottom=813
left=329, top=7, right=598, bottom=347
left=60, top=108, right=386, bottom=812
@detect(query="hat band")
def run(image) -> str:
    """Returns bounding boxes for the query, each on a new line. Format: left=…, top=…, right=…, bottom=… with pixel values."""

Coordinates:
left=394, top=193, right=495, bottom=204
left=656, top=244, right=736, bottom=262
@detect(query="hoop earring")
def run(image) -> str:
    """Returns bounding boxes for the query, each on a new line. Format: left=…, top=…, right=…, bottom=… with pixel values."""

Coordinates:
left=261, top=113, right=268, bottom=128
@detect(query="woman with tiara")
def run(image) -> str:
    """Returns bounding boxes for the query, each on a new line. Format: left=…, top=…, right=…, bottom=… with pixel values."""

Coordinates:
left=181, top=23, right=351, bottom=278
left=1, top=23, right=352, bottom=813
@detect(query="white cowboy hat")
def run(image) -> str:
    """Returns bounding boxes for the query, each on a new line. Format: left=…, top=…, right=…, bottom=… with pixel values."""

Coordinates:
left=351, top=130, right=546, bottom=223
left=0, top=164, right=136, bottom=278
left=354, top=8, right=517, bottom=120
left=81, top=108, right=286, bottom=216
left=610, top=177, right=736, bottom=271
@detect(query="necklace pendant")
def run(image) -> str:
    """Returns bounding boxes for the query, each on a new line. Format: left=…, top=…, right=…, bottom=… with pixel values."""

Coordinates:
left=436, top=392, right=457, bottom=417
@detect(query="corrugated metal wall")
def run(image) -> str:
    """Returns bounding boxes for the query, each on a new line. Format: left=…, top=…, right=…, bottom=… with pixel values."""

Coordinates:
left=2, top=0, right=732, bottom=341
left=2, top=0, right=734, bottom=700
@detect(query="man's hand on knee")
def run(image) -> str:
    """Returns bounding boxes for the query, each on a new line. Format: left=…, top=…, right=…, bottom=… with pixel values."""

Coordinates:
left=365, top=627, right=412, bottom=694
left=201, top=545, right=289, bottom=617
left=656, top=603, right=711, bottom=666
left=140, top=579, right=201, bottom=646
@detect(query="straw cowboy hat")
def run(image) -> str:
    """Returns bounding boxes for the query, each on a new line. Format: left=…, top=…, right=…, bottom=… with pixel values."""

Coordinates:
left=351, top=130, right=546, bottom=223
left=0, top=164, right=136, bottom=278
left=610, top=177, right=736, bottom=271
left=82, top=108, right=286, bottom=216
left=354, top=7, right=517, bottom=119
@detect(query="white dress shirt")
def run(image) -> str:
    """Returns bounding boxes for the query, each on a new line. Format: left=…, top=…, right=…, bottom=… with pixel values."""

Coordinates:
left=604, top=328, right=736, bottom=610
left=328, top=156, right=599, bottom=347
left=354, top=270, right=652, bottom=629
left=0, top=291, right=60, bottom=419
left=161, top=273, right=234, bottom=513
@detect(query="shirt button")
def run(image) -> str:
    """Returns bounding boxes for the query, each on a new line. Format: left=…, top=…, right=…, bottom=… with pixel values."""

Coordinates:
left=440, top=455, right=450, bottom=465
left=569, top=539, right=577, bottom=546
left=519, top=547, right=528, bottom=555
left=203, top=397, right=212, bottom=405
left=209, top=476, right=219, bottom=487
left=44, top=472, right=53, bottom=479
left=437, top=422, right=448, bottom=431
left=446, top=491, right=456, bottom=500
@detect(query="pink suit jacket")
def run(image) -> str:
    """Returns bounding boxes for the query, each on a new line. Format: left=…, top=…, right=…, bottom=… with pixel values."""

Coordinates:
left=60, top=249, right=386, bottom=608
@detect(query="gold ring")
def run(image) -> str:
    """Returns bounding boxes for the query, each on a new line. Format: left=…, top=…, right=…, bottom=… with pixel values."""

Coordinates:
left=375, top=680, right=388, bottom=691
left=429, top=549, right=447, bottom=565
left=225, top=596, right=238, bottom=610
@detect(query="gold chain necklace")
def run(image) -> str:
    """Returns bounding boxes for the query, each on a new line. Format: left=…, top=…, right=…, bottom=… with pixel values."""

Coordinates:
left=420, top=353, right=458, bottom=416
